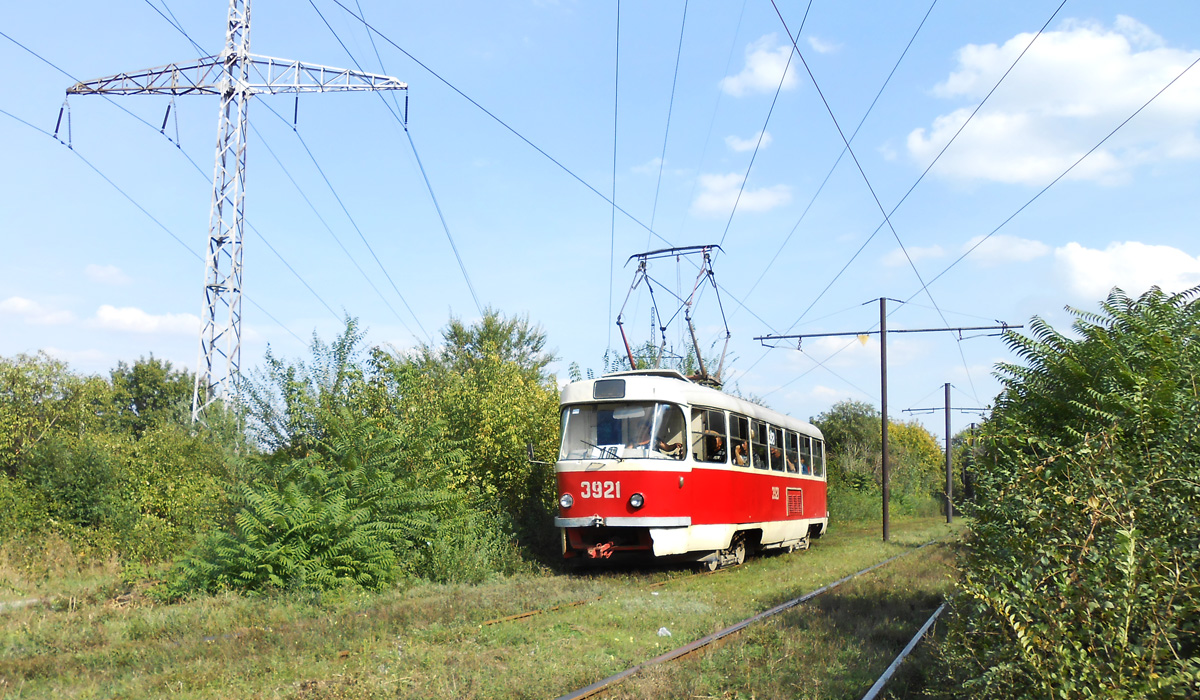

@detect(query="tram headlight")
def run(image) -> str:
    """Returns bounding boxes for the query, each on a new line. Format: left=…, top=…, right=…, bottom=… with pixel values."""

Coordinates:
left=559, top=493, right=574, bottom=510
left=628, top=493, right=645, bottom=510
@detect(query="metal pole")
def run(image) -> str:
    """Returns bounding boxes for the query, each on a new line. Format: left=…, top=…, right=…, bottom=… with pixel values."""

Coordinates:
left=944, top=382, right=952, bottom=524
left=880, top=297, right=889, bottom=542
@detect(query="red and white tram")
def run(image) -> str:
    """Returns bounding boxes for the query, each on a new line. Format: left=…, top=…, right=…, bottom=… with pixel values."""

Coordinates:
left=555, top=369, right=828, bottom=568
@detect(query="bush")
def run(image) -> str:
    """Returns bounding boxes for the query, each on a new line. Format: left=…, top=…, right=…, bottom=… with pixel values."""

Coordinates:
left=165, top=414, right=456, bottom=595
left=933, top=287, right=1200, bottom=698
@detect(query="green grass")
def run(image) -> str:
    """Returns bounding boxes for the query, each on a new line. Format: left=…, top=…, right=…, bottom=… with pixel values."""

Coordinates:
left=0, top=516, right=963, bottom=699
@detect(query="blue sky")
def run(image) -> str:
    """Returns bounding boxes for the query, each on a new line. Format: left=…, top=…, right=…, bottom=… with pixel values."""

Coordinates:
left=2, top=1, right=1199, bottom=443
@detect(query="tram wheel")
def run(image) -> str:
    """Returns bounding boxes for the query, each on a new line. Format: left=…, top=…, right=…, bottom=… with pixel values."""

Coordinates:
left=731, top=537, right=746, bottom=566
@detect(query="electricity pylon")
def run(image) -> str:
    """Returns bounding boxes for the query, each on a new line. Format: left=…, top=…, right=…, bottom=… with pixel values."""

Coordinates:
left=66, top=0, right=407, bottom=422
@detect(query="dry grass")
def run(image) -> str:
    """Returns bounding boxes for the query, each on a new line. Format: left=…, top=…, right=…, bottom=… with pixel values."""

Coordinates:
left=0, top=517, right=962, bottom=699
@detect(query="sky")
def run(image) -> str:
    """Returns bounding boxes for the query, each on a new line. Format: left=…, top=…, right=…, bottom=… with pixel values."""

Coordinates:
left=2, top=0, right=1199, bottom=444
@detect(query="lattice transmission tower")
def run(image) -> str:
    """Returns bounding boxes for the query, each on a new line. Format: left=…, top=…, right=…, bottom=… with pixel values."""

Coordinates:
left=67, top=0, right=407, bottom=422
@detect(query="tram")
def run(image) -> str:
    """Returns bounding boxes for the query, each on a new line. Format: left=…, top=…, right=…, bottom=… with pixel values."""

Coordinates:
left=554, top=368, right=828, bottom=568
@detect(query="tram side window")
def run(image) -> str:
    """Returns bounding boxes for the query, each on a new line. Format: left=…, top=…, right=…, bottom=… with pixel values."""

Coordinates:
left=768, top=426, right=787, bottom=471
left=730, top=414, right=751, bottom=467
left=784, top=431, right=800, bottom=474
left=751, top=420, right=770, bottom=469
left=655, top=403, right=687, bottom=460
left=799, top=435, right=813, bottom=475
left=813, top=439, right=826, bottom=478
left=691, top=408, right=728, bottom=463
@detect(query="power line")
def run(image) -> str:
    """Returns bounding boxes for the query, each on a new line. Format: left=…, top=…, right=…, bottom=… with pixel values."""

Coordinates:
left=733, top=0, right=939, bottom=318
left=307, top=0, right=483, bottom=317
left=329, top=0, right=672, bottom=249
left=608, top=1, right=621, bottom=354
left=649, top=0, right=688, bottom=232
left=717, top=0, right=812, bottom=249
left=909, top=50, right=1200, bottom=303
left=770, top=0, right=951, bottom=333
left=257, top=100, right=431, bottom=343
left=779, top=0, right=1067, bottom=335
left=0, top=106, right=306, bottom=345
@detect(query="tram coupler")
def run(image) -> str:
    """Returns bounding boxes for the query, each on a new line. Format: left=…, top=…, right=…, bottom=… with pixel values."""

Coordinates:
left=587, top=542, right=615, bottom=559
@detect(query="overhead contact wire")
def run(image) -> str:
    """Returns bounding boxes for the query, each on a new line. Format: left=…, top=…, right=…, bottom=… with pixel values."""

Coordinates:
left=309, top=0, right=483, bottom=316
left=717, top=0, right=812, bottom=249
left=649, top=0, right=688, bottom=234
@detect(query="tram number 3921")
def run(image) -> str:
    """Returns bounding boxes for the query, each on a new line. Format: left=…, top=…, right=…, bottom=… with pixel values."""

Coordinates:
left=579, top=480, right=621, bottom=499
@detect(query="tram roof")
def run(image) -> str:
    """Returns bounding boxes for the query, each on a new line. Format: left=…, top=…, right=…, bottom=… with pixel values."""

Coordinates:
left=560, top=370, right=823, bottom=439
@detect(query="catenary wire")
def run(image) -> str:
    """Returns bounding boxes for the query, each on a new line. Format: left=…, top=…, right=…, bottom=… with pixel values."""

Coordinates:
left=0, top=106, right=306, bottom=345
left=732, top=0, right=939, bottom=319
left=609, top=1, right=621, bottom=354
left=256, top=99, right=431, bottom=342
left=325, top=0, right=783, bottom=357
left=717, top=0, right=812, bottom=249
left=650, top=0, right=688, bottom=232
left=910, top=51, right=1200, bottom=304
left=307, top=0, right=484, bottom=317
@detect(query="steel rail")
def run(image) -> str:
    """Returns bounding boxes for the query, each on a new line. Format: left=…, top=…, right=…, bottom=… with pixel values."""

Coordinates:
left=554, top=539, right=941, bottom=700
left=860, top=601, right=947, bottom=700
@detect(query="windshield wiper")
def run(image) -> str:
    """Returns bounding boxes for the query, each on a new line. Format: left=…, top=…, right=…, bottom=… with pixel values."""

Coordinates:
left=580, top=439, right=624, bottom=462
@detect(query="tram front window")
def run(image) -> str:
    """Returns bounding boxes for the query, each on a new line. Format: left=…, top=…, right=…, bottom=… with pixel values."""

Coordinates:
left=559, top=402, right=686, bottom=460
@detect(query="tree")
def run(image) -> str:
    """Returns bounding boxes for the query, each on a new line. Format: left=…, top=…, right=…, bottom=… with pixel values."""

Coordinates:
left=935, top=287, right=1200, bottom=698
left=0, top=352, right=108, bottom=476
left=378, top=309, right=561, bottom=530
left=109, top=355, right=194, bottom=436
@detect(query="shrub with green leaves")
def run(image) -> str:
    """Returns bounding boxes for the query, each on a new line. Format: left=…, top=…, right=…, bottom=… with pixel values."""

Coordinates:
left=935, top=287, right=1200, bottom=698
left=166, top=414, right=455, bottom=594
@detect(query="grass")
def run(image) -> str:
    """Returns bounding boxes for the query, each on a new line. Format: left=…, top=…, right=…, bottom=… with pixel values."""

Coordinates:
left=0, top=516, right=963, bottom=699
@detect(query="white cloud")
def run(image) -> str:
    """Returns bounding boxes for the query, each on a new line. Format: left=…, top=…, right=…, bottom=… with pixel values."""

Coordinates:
left=88, top=305, right=200, bottom=335
left=725, top=130, right=773, bottom=152
left=1054, top=241, right=1200, bottom=299
left=908, top=17, right=1200, bottom=184
left=720, top=35, right=799, bottom=97
left=0, top=296, right=74, bottom=325
left=961, top=234, right=1050, bottom=266
left=807, top=36, right=840, bottom=54
left=631, top=157, right=663, bottom=174
left=883, top=244, right=945, bottom=267
left=690, top=173, right=791, bottom=216
left=85, top=264, right=131, bottom=286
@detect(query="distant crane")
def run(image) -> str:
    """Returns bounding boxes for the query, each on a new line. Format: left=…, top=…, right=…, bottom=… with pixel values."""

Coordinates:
left=66, top=0, right=408, bottom=422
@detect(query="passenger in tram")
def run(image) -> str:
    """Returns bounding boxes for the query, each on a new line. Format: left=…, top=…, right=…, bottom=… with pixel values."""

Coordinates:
left=732, top=440, right=749, bottom=466
left=708, top=434, right=726, bottom=463
left=770, top=445, right=796, bottom=471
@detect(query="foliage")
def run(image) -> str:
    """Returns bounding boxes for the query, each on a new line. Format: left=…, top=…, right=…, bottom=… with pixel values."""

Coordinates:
left=0, top=353, right=235, bottom=565
left=934, top=287, right=1200, bottom=698
left=378, top=309, right=561, bottom=542
left=108, top=354, right=194, bottom=436
left=812, top=401, right=945, bottom=518
left=166, top=413, right=454, bottom=595
left=0, top=352, right=108, bottom=476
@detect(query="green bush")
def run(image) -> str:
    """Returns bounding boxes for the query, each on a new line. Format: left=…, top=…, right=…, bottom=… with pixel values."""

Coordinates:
left=934, top=287, right=1200, bottom=698
left=165, top=414, right=456, bottom=595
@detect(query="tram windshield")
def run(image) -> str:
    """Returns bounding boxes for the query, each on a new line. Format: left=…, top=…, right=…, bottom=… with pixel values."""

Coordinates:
left=559, top=402, right=687, bottom=461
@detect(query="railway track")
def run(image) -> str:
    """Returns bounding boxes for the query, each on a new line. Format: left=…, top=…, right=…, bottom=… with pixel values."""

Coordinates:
left=553, top=539, right=944, bottom=700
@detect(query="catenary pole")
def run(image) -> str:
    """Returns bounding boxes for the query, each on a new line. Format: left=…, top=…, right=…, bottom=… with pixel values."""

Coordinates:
left=879, top=298, right=890, bottom=541
left=944, top=382, right=952, bottom=523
